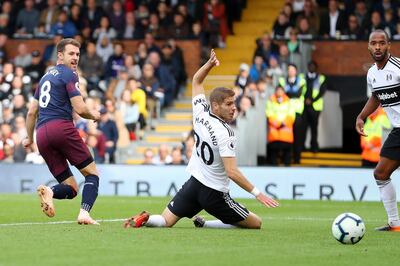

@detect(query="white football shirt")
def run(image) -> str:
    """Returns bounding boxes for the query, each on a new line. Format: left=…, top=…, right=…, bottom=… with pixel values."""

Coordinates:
left=367, top=55, right=400, bottom=127
left=185, top=94, right=236, bottom=193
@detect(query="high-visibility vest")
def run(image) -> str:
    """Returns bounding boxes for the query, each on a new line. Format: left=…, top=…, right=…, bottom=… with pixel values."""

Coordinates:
left=309, top=74, right=326, bottom=111
left=278, top=76, right=306, bottom=114
left=266, top=94, right=296, bottom=143
left=361, top=108, right=391, bottom=162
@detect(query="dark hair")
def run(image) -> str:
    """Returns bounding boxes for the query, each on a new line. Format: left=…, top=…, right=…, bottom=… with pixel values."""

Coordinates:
left=56, top=38, right=81, bottom=53
left=369, top=29, right=390, bottom=42
left=209, top=87, right=235, bottom=105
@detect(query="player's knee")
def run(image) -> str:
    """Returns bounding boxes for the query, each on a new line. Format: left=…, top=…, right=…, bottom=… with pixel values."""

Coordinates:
left=85, top=175, right=99, bottom=188
left=70, top=187, right=78, bottom=199
left=373, top=168, right=389, bottom=181
left=252, top=216, right=262, bottom=229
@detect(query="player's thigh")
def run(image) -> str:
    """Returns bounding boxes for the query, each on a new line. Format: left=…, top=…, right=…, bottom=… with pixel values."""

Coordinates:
left=201, top=190, right=249, bottom=225
left=376, top=129, right=400, bottom=179
left=36, top=125, right=70, bottom=181
left=161, top=207, right=181, bottom=227
left=236, top=212, right=262, bottom=229
left=61, top=126, right=94, bottom=170
left=167, top=176, right=202, bottom=219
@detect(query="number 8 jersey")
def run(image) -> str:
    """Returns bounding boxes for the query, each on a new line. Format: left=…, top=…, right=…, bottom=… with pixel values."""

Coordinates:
left=186, top=94, right=236, bottom=193
left=34, top=64, right=81, bottom=128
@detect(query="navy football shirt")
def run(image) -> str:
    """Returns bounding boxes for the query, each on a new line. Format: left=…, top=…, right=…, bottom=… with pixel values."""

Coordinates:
left=34, top=64, right=81, bottom=128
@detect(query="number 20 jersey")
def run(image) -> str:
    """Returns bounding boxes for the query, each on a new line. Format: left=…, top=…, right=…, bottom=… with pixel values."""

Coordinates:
left=368, top=55, right=400, bottom=127
left=34, top=64, right=81, bottom=128
left=186, top=94, right=236, bottom=193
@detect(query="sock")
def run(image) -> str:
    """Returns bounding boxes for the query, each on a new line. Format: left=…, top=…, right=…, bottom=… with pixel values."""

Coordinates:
left=145, top=215, right=167, bottom=227
left=377, top=179, right=400, bottom=226
left=204, top=220, right=238, bottom=229
left=81, top=175, right=99, bottom=212
left=51, top=184, right=77, bottom=199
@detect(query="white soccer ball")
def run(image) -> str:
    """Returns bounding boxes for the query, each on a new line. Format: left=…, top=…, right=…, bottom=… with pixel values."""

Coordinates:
left=331, top=212, right=366, bottom=244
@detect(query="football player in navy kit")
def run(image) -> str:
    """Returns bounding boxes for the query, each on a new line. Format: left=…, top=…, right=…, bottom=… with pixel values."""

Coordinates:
left=124, top=50, right=278, bottom=229
left=23, top=38, right=101, bottom=225
left=356, top=29, right=400, bottom=231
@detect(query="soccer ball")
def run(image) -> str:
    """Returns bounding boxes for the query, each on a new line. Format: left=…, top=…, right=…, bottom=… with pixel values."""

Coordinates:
left=331, top=212, right=366, bottom=245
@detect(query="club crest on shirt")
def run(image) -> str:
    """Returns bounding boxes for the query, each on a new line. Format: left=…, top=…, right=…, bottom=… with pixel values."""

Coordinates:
left=228, top=141, right=235, bottom=150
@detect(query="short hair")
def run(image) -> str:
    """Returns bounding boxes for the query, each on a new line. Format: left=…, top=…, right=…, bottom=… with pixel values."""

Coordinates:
left=369, top=29, right=390, bottom=42
left=209, top=87, right=235, bottom=105
left=56, top=38, right=81, bottom=54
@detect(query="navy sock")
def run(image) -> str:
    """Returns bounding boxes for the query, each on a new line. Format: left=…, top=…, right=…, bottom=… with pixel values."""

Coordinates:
left=51, top=184, right=77, bottom=199
left=81, top=175, right=99, bottom=212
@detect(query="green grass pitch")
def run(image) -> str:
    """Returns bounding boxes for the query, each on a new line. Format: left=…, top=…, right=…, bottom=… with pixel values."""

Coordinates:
left=0, top=194, right=398, bottom=266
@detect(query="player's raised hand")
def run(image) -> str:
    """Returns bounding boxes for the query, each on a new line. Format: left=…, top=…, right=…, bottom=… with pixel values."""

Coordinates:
left=208, top=49, right=220, bottom=67
left=355, top=116, right=367, bottom=137
left=256, top=193, right=279, bottom=208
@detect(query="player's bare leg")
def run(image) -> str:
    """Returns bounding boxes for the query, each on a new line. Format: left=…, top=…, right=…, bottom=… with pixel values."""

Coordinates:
left=374, top=157, right=400, bottom=231
left=37, top=185, right=55, bottom=217
left=194, top=212, right=261, bottom=229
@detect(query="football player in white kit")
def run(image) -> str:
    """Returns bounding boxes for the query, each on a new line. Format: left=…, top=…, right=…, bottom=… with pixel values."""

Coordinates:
left=356, top=30, right=400, bottom=231
left=125, top=50, right=279, bottom=229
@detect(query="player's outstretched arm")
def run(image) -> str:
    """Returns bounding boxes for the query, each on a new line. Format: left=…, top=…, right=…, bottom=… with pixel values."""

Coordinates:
left=355, top=95, right=380, bottom=137
left=23, top=99, right=39, bottom=149
left=222, top=157, right=279, bottom=208
left=70, top=96, right=100, bottom=121
left=192, top=49, right=220, bottom=98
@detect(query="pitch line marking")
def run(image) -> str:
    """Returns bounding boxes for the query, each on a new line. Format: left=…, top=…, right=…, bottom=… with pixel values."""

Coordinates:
left=0, top=216, right=383, bottom=227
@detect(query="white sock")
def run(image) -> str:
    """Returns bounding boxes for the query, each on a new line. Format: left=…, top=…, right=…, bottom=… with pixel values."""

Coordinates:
left=204, top=220, right=238, bottom=229
left=377, top=179, right=400, bottom=226
left=145, top=215, right=166, bottom=227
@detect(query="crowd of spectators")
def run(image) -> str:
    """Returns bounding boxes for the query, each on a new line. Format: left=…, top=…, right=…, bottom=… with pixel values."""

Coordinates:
left=0, top=0, right=245, bottom=164
left=272, top=0, right=400, bottom=41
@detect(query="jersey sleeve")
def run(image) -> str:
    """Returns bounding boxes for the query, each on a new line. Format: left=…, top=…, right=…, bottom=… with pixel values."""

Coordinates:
left=218, top=133, right=236, bottom=157
left=366, top=73, right=373, bottom=98
left=33, top=86, right=39, bottom=100
left=192, top=94, right=210, bottom=118
left=63, top=70, right=81, bottom=98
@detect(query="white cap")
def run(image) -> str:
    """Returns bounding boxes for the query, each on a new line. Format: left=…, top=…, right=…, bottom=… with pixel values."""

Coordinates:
left=239, top=63, right=249, bottom=72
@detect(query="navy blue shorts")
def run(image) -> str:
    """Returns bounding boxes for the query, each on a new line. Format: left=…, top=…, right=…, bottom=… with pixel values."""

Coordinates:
left=36, top=119, right=93, bottom=183
left=167, top=176, right=249, bottom=225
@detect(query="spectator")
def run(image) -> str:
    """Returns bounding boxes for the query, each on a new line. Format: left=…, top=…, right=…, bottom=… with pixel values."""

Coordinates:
left=39, top=0, right=60, bottom=34
left=168, top=146, right=185, bottom=165
left=50, top=10, right=78, bottom=38
left=79, top=41, right=104, bottom=93
left=161, top=43, right=186, bottom=99
left=1, top=142, right=14, bottom=163
left=83, top=0, right=105, bottom=33
left=318, top=0, right=347, bottom=39
left=253, top=33, right=279, bottom=65
left=96, top=33, right=114, bottom=64
left=108, top=0, right=125, bottom=38
left=133, top=42, right=148, bottom=68
left=147, top=51, right=176, bottom=107
left=123, top=11, right=144, bottom=39
left=12, top=94, right=27, bottom=118
left=98, top=107, right=119, bottom=164
left=69, top=3, right=88, bottom=32
left=86, top=121, right=107, bottom=164
left=249, top=55, right=267, bottom=83
left=278, top=63, right=306, bottom=164
left=342, top=14, right=366, bottom=40
left=140, top=63, right=162, bottom=127
left=144, top=32, right=161, bottom=55
left=147, top=13, right=164, bottom=39
left=135, top=3, right=150, bottom=31
left=152, top=143, right=172, bottom=165
left=14, top=43, right=32, bottom=68
left=0, top=1, right=14, bottom=37
left=25, top=50, right=46, bottom=85
left=296, top=0, right=320, bottom=35
left=93, top=16, right=117, bottom=41
left=354, top=0, right=369, bottom=34
left=266, top=85, right=296, bottom=166
left=188, top=21, right=209, bottom=61
left=104, top=42, right=125, bottom=81
left=265, top=55, right=284, bottom=87
left=282, top=3, right=296, bottom=26
left=25, top=142, right=44, bottom=164
left=42, top=34, right=63, bottom=67
left=360, top=107, right=391, bottom=168
left=368, top=11, right=389, bottom=37
left=167, top=13, right=190, bottom=39
left=119, top=89, right=140, bottom=141
left=15, top=0, right=39, bottom=36
left=142, top=148, right=154, bottom=165
left=0, top=13, right=12, bottom=37
left=203, top=0, right=229, bottom=48
left=296, top=17, right=316, bottom=39
left=128, top=78, right=147, bottom=138
left=234, top=63, right=250, bottom=91
left=156, top=2, right=172, bottom=29
left=1, top=100, right=14, bottom=124
left=124, top=54, right=142, bottom=80
left=272, top=12, right=291, bottom=39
